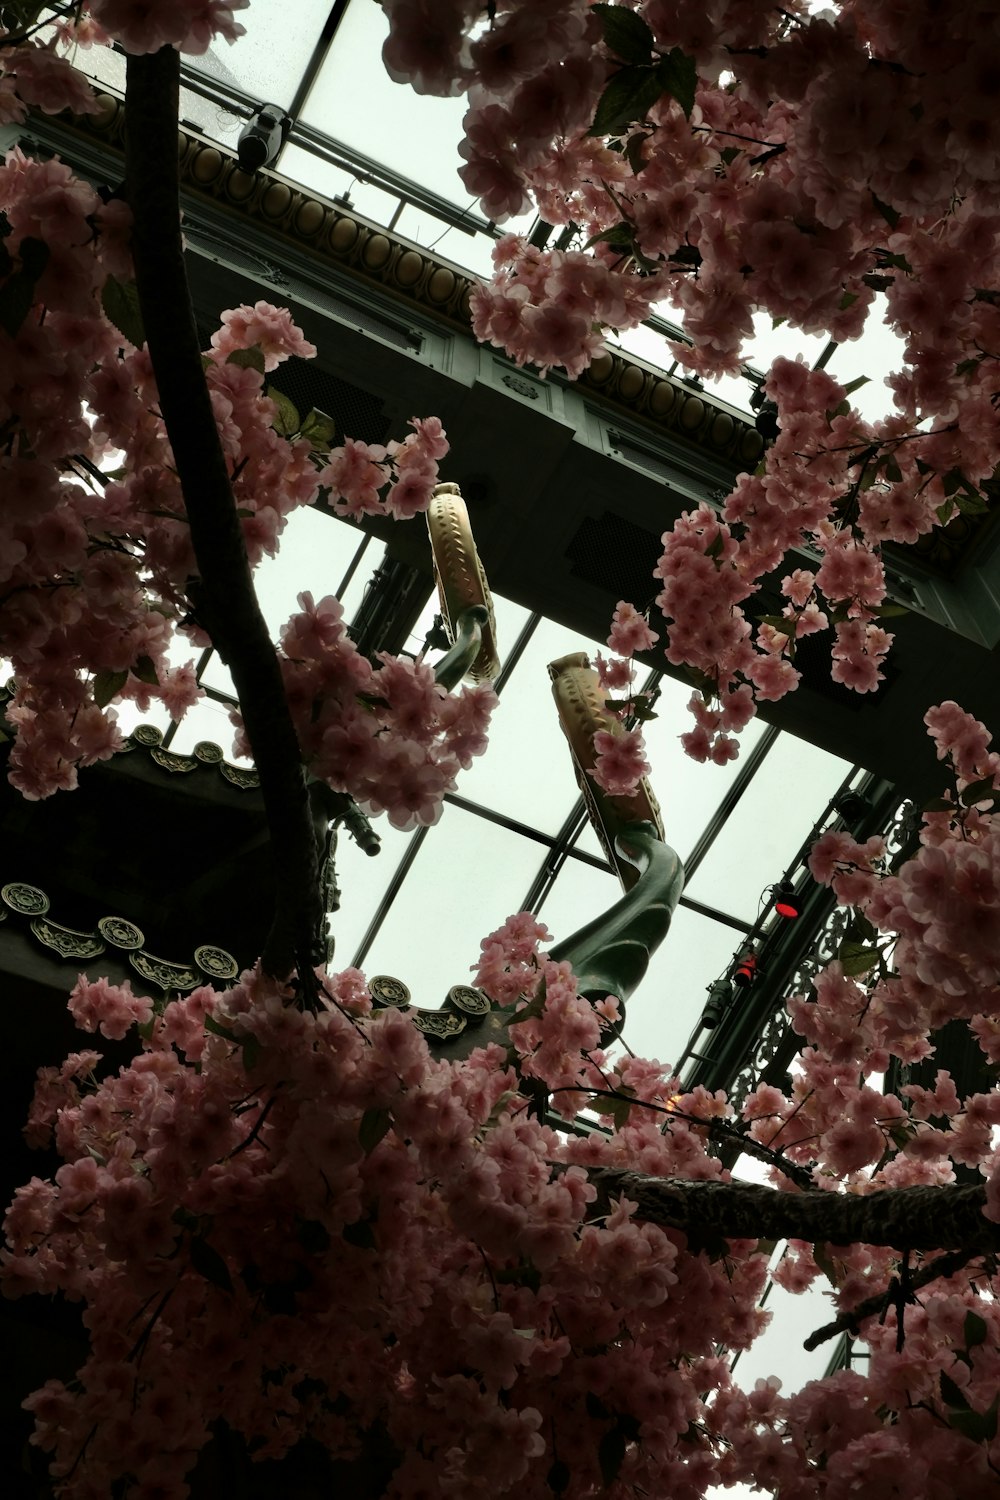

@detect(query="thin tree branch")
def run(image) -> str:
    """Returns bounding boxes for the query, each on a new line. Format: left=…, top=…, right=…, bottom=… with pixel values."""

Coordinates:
left=802, top=1247, right=993, bottom=1351
left=590, top=1169, right=999, bottom=1254
left=123, top=46, right=324, bottom=985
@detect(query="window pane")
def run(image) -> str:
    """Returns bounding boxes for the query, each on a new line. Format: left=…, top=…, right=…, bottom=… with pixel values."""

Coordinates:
left=625, top=905, right=746, bottom=1071
left=360, top=805, right=545, bottom=1004
left=685, top=733, right=851, bottom=918
left=300, top=0, right=471, bottom=204
left=185, top=1, right=333, bottom=112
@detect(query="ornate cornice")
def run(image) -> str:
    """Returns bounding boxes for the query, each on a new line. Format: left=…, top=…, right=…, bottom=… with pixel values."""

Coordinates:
left=0, top=879, right=239, bottom=990
left=121, top=724, right=260, bottom=790
left=42, top=91, right=763, bottom=473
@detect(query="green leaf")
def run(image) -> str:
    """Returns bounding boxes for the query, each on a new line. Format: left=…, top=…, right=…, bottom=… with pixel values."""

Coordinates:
left=839, top=291, right=858, bottom=310
left=547, top=1460, right=571, bottom=1495
left=656, top=48, right=697, bottom=119
left=241, top=1032, right=261, bottom=1073
left=132, top=654, right=159, bottom=687
left=943, top=468, right=966, bottom=497
left=592, top=3, right=655, bottom=63
left=599, top=1425, right=627, bottom=1487
left=0, top=236, right=50, bottom=337
left=17, top=236, right=49, bottom=281
left=845, top=913, right=877, bottom=945
left=204, top=1013, right=242, bottom=1044
left=585, top=222, right=635, bottom=252
left=964, top=1311, right=988, bottom=1350
left=227, top=346, right=266, bottom=373
left=300, top=407, right=336, bottom=451
left=342, top=1217, right=376, bottom=1250
left=936, top=500, right=955, bottom=525
left=883, top=251, right=912, bottom=274
left=591, top=1093, right=632, bottom=1129
left=101, top=275, right=145, bottom=350
left=297, top=1218, right=331, bottom=1254
left=882, top=456, right=902, bottom=482
left=838, top=939, right=881, bottom=977
left=624, top=131, right=649, bottom=176
left=955, top=358, right=981, bottom=378
left=947, top=1403, right=998, bottom=1443
left=826, top=399, right=850, bottom=421
left=495, top=1261, right=542, bottom=1293
left=267, top=385, right=301, bottom=439
left=93, top=668, right=128, bottom=708
left=921, top=797, right=954, bottom=814
left=705, top=532, right=724, bottom=559
left=842, top=375, right=870, bottom=397
left=359, top=1107, right=392, bottom=1155
left=940, top=1371, right=970, bottom=1410
left=956, top=490, right=989, bottom=516
left=960, top=776, right=997, bottom=807
left=589, top=63, right=667, bottom=136
left=872, top=601, right=910, bottom=618
left=189, top=1234, right=233, bottom=1293
left=871, top=193, right=900, bottom=229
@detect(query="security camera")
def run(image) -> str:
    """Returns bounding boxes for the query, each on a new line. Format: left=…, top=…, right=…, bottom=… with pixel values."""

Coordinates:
left=237, top=104, right=291, bottom=173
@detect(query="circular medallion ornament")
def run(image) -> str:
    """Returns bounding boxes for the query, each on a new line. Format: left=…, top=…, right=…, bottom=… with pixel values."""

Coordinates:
left=194, top=944, right=239, bottom=981
left=2, top=882, right=49, bottom=915
left=98, top=916, right=145, bottom=950
left=446, top=985, right=491, bottom=1017
left=131, top=724, right=163, bottom=747
left=368, top=975, right=411, bottom=1009
left=193, top=741, right=224, bottom=764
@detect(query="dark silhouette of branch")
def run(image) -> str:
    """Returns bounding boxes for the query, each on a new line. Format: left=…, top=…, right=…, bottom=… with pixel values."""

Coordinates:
left=803, top=1248, right=994, bottom=1351
left=123, top=47, right=324, bottom=985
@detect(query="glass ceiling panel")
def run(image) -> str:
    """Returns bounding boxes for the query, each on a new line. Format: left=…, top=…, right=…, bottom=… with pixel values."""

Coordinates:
left=254, top=507, right=371, bottom=638
left=184, top=0, right=333, bottom=112
left=332, top=819, right=413, bottom=966
left=300, top=0, right=472, bottom=206
left=532, top=855, right=617, bottom=948
left=360, top=803, right=546, bottom=1002
left=685, top=734, right=851, bottom=918
left=455, top=614, right=605, bottom=836
left=167, top=694, right=250, bottom=761
left=641, top=678, right=769, bottom=870
left=620, top=904, right=743, bottom=1068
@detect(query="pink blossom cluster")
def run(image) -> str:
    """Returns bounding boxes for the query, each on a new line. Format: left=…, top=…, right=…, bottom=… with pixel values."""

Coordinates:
left=590, top=601, right=658, bottom=795
left=382, top=0, right=1000, bottom=749
left=319, top=414, right=450, bottom=521
left=86, top=0, right=248, bottom=55
left=5, top=959, right=772, bottom=1499
left=0, top=72, right=452, bottom=799
left=9, top=700, right=1000, bottom=1495
left=272, top=592, right=496, bottom=829
left=471, top=235, right=661, bottom=378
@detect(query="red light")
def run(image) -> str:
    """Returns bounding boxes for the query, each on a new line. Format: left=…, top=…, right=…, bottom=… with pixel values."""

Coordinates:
left=773, top=882, right=801, bottom=920
left=733, top=953, right=757, bottom=987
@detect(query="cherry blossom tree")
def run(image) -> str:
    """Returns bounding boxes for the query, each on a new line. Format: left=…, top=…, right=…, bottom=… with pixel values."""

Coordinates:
left=1, top=6, right=1000, bottom=1500
left=382, top=0, right=1000, bottom=765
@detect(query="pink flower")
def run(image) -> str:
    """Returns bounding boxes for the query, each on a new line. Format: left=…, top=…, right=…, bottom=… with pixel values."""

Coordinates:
left=589, top=727, right=650, bottom=797
left=607, top=600, right=658, bottom=658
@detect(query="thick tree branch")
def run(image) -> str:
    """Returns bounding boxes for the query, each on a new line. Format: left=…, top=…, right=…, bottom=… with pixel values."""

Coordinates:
left=123, top=47, right=324, bottom=983
left=591, top=1169, right=999, bottom=1253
